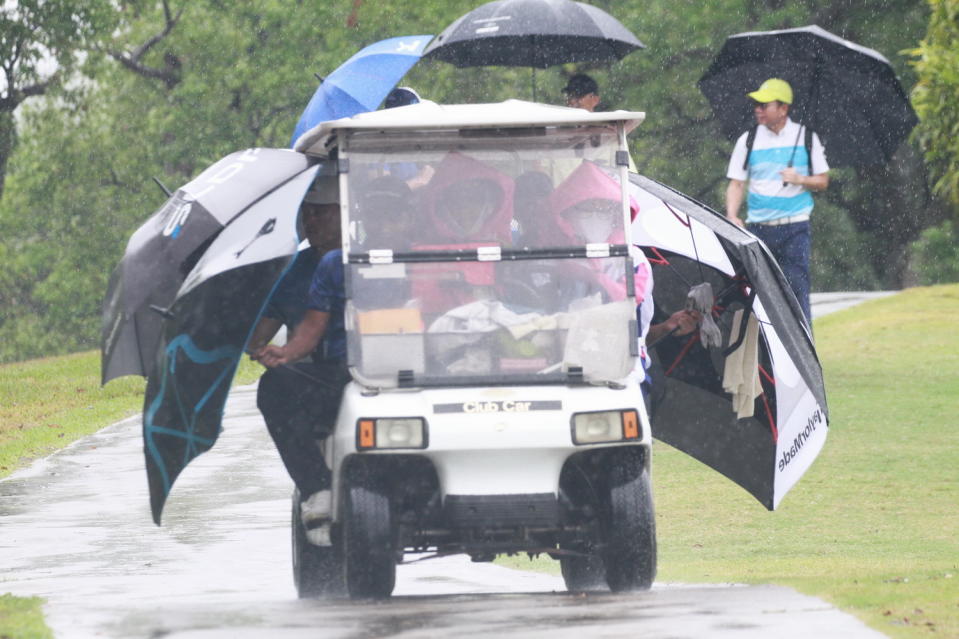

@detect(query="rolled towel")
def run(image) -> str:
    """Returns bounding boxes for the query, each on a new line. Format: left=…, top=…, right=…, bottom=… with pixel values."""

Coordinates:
left=686, top=282, right=722, bottom=348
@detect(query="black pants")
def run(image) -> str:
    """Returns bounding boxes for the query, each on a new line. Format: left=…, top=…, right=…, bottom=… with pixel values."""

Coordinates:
left=256, top=361, right=351, bottom=496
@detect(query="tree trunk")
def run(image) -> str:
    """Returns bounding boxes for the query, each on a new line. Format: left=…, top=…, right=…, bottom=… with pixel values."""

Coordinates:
left=0, top=111, right=17, bottom=201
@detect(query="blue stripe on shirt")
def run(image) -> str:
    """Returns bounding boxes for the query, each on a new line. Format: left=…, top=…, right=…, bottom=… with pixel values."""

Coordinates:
left=749, top=147, right=811, bottom=177
left=747, top=191, right=814, bottom=217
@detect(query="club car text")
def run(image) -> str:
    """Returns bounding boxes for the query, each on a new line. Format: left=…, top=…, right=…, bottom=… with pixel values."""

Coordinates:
left=433, top=400, right=563, bottom=414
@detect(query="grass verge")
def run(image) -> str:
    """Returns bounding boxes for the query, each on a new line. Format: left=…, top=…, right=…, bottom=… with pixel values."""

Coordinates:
left=0, top=351, right=262, bottom=479
left=0, top=594, right=51, bottom=639
left=499, top=284, right=959, bottom=638
left=0, top=350, right=263, bottom=637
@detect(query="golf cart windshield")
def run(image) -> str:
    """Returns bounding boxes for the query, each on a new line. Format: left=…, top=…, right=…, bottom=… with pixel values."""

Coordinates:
left=341, top=125, right=637, bottom=388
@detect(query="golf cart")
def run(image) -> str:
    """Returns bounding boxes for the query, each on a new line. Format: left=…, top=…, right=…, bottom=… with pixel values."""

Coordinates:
left=290, top=100, right=654, bottom=599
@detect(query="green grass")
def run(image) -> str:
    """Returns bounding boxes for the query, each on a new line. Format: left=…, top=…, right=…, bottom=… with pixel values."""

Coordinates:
left=0, top=351, right=262, bottom=478
left=0, top=350, right=263, bottom=637
left=499, top=284, right=959, bottom=638
left=0, top=594, right=52, bottom=639
left=0, top=351, right=144, bottom=476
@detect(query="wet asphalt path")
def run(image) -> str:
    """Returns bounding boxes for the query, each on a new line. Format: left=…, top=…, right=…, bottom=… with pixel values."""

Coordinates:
left=0, top=293, right=891, bottom=638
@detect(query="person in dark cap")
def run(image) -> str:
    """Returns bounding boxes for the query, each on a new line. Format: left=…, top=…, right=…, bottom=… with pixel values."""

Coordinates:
left=563, top=74, right=601, bottom=112
left=382, top=86, right=430, bottom=185
left=249, top=174, right=347, bottom=545
left=383, top=86, right=421, bottom=109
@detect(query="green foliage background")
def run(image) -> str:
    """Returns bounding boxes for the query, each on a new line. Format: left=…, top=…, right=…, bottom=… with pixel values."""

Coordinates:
left=906, top=0, right=959, bottom=285
left=0, top=0, right=954, bottom=363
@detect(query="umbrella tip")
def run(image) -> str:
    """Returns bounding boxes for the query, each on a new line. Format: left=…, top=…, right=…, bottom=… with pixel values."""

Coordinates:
left=152, top=176, right=173, bottom=198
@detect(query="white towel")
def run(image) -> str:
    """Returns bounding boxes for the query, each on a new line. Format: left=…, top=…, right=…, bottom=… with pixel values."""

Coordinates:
left=686, top=282, right=723, bottom=348
left=722, top=309, right=763, bottom=419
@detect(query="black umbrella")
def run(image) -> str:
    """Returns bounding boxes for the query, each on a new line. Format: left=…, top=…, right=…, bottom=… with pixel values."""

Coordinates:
left=423, top=0, right=642, bottom=68
left=698, top=25, right=918, bottom=167
left=101, top=150, right=314, bottom=384
left=142, top=164, right=322, bottom=524
left=629, top=173, right=828, bottom=510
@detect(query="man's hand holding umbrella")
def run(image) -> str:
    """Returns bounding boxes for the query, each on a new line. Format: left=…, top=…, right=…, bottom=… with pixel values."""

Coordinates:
left=780, top=166, right=828, bottom=191
left=251, top=309, right=330, bottom=369
left=647, top=309, right=702, bottom=346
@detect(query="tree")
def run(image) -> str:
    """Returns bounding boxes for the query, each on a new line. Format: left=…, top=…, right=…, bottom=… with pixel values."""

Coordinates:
left=0, top=0, right=945, bottom=362
left=0, top=0, right=474, bottom=362
left=904, top=0, right=959, bottom=284
left=909, top=0, right=959, bottom=209
left=0, top=1, right=111, bottom=198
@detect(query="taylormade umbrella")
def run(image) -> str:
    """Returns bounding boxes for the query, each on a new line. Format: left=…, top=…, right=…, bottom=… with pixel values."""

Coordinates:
left=143, top=163, right=324, bottom=523
left=422, top=0, right=643, bottom=68
left=290, top=35, right=432, bottom=146
left=629, top=173, right=828, bottom=509
left=698, top=25, right=917, bottom=167
left=101, top=149, right=313, bottom=384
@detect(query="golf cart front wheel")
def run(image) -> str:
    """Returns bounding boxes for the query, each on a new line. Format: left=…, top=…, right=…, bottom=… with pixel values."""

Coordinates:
left=343, top=483, right=396, bottom=599
left=603, top=464, right=656, bottom=592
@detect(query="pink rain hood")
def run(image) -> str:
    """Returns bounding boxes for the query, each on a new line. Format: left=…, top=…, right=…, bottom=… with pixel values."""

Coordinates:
left=548, top=161, right=649, bottom=302
left=425, top=152, right=515, bottom=244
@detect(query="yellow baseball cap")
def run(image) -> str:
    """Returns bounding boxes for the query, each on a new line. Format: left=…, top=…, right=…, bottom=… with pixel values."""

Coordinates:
left=748, top=78, right=793, bottom=104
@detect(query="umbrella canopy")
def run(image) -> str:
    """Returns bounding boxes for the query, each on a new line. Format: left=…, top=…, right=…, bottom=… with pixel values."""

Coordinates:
left=143, top=164, right=322, bottom=524
left=101, top=150, right=313, bottom=384
left=290, top=35, right=432, bottom=146
left=422, top=0, right=643, bottom=69
left=629, top=173, right=828, bottom=510
left=698, top=25, right=917, bottom=167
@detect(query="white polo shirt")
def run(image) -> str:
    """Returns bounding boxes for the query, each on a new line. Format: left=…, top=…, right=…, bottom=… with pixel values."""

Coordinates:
left=726, top=118, right=829, bottom=224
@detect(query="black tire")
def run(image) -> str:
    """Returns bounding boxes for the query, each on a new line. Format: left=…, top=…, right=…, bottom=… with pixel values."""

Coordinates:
left=603, top=464, right=657, bottom=592
left=291, top=490, right=344, bottom=598
left=559, top=459, right=608, bottom=592
left=343, top=483, right=396, bottom=599
left=560, top=550, right=608, bottom=592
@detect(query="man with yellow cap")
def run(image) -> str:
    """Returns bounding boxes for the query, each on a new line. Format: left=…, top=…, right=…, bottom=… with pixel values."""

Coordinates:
left=725, top=78, right=829, bottom=323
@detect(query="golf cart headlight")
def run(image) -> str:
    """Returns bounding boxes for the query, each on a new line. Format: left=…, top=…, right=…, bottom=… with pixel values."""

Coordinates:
left=571, top=410, right=640, bottom=445
left=357, top=417, right=427, bottom=450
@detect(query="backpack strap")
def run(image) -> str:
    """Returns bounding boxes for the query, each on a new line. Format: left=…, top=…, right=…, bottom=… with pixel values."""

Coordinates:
left=805, top=125, right=814, bottom=175
left=742, top=124, right=758, bottom=172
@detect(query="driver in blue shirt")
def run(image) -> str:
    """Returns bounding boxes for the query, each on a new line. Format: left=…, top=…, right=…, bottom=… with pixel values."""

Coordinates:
left=251, top=175, right=347, bottom=544
left=252, top=176, right=414, bottom=543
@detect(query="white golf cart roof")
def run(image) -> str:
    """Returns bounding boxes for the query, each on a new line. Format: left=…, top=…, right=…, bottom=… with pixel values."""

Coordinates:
left=293, top=99, right=646, bottom=157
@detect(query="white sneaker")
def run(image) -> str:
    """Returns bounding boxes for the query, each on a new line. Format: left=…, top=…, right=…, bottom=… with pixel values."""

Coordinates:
left=305, top=523, right=332, bottom=546
left=300, top=490, right=332, bottom=525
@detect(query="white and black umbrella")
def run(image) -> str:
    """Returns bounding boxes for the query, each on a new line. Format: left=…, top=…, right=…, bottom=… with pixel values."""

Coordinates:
left=630, top=173, right=828, bottom=509
left=141, top=163, right=322, bottom=523
left=698, top=25, right=917, bottom=167
left=423, top=0, right=642, bottom=69
left=101, top=150, right=313, bottom=384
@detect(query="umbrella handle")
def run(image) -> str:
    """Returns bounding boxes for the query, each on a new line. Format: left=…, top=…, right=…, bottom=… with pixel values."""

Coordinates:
left=149, top=305, right=176, bottom=320
left=279, top=362, right=346, bottom=391
left=646, top=326, right=679, bottom=349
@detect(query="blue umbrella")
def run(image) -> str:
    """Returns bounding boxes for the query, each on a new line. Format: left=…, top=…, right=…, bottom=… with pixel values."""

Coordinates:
left=290, top=35, right=433, bottom=146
